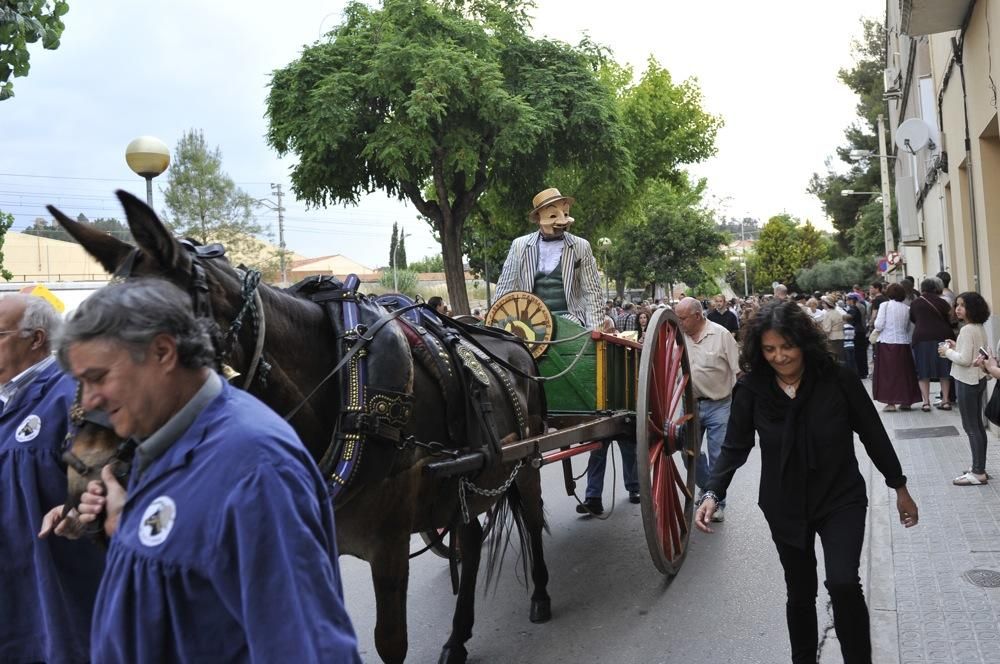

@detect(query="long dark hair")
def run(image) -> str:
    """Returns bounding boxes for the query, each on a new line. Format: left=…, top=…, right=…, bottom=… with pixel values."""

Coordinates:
left=739, top=300, right=837, bottom=376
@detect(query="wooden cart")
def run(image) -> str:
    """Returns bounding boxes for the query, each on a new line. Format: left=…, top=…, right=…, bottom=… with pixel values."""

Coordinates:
left=425, top=294, right=701, bottom=576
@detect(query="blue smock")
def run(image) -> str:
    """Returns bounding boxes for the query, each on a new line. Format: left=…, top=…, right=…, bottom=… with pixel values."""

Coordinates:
left=91, top=380, right=360, bottom=663
left=0, top=360, right=105, bottom=664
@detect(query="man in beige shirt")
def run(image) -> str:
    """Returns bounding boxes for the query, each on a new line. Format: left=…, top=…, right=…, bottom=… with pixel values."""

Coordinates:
left=675, top=297, right=741, bottom=522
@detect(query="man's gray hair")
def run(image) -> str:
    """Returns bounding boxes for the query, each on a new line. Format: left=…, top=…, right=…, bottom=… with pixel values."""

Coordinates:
left=1, top=294, right=62, bottom=350
left=57, top=278, right=216, bottom=370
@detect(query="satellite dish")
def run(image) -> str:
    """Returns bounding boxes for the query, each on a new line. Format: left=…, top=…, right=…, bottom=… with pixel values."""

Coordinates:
left=894, top=118, right=933, bottom=155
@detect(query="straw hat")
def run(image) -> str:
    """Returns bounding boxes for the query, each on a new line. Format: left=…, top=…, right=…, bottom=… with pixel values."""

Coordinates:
left=528, top=187, right=575, bottom=219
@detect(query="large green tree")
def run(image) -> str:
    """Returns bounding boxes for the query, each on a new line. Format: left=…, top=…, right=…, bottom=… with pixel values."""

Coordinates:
left=0, top=0, right=69, bottom=100
left=808, top=17, right=895, bottom=255
left=612, top=178, right=725, bottom=295
left=266, top=0, right=633, bottom=313
left=752, top=213, right=828, bottom=291
left=162, top=129, right=260, bottom=256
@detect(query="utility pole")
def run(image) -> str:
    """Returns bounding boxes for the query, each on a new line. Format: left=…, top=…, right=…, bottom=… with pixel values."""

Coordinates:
left=741, top=218, right=749, bottom=297
left=269, top=183, right=288, bottom=285
left=877, top=115, right=896, bottom=255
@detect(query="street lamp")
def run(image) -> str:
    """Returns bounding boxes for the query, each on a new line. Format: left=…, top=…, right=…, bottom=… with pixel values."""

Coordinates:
left=125, top=136, right=170, bottom=208
left=840, top=190, right=882, bottom=197
left=740, top=261, right=748, bottom=298
left=597, top=237, right=611, bottom=298
left=846, top=114, right=898, bottom=256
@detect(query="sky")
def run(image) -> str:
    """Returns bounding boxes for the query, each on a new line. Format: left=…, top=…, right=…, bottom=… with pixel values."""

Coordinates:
left=1, top=0, right=882, bottom=268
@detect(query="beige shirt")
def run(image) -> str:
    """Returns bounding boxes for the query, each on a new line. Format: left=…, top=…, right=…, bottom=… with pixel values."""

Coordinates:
left=686, top=320, right=741, bottom=400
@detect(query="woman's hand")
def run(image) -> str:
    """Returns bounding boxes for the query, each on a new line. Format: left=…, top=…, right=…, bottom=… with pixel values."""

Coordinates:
left=896, top=486, right=918, bottom=528
left=983, top=356, right=1000, bottom=379
left=938, top=340, right=955, bottom=357
left=695, top=497, right=717, bottom=533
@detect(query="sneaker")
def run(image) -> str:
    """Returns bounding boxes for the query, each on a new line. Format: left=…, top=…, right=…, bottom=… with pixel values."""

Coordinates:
left=628, top=491, right=641, bottom=504
left=575, top=498, right=604, bottom=515
left=711, top=505, right=726, bottom=522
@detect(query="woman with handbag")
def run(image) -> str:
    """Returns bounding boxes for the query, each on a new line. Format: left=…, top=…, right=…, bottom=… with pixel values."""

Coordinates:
left=939, top=291, right=991, bottom=485
left=910, top=278, right=955, bottom=412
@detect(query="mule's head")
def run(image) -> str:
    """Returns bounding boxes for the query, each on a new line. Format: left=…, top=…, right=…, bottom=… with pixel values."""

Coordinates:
left=63, top=419, right=126, bottom=508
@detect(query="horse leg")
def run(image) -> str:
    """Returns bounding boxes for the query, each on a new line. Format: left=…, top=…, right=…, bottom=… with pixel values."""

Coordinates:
left=518, top=469, right=552, bottom=623
left=438, top=517, right=484, bottom=664
left=370, top=541, right=410, bottom=664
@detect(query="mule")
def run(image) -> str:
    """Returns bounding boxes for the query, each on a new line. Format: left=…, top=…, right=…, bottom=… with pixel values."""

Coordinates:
left=51, top=191, right=552, bottom=664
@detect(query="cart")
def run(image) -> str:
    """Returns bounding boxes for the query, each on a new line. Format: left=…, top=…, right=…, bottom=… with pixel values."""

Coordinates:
left=423, top=293, right=701, bottom=576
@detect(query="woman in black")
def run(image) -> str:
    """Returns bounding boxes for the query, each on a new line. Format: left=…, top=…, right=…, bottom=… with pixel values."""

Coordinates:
left=695, top=300, right=918, bottom=664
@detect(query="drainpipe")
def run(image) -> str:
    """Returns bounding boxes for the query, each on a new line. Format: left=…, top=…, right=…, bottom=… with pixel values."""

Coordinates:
left=953, top=35, right=982, bottom=291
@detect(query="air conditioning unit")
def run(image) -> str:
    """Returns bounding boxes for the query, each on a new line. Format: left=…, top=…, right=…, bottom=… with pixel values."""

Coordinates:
left=884, top=67, right=901, bottom=94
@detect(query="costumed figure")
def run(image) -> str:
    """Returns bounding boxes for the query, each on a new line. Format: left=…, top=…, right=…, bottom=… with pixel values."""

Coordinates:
left=495, top=188, right=603, bottom=329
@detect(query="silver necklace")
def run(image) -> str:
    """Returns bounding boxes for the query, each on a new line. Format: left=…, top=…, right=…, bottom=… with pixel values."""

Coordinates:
left=776, top=374, right=803, bottom=398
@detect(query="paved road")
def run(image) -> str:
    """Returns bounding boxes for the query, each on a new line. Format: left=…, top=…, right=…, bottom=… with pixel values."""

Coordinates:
left=340, top=444, right=804, bottom=663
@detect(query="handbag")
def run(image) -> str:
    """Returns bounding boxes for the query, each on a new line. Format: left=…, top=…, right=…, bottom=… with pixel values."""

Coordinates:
left=986, top=381, right=1000, bottom=427
left=868, top=328, right=880, bottom=344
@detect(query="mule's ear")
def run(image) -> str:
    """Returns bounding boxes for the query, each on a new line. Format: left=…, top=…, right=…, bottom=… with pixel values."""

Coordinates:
left=47, top=204, right=134, bottom=275
left=115, top=190, right=188, bottom=271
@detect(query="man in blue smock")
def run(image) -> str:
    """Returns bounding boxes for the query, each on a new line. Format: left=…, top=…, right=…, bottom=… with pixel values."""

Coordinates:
left=0, top=294, right=105, bottom=663
left=48, top=279, right=360, bottom=663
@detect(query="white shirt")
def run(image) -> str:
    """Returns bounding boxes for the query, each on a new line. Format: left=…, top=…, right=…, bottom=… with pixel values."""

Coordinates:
left=946, top=323, right=988, bottom=385
left=873, top=300, right=913, bottom=344
left=536, top=237, right=565, bottom=275
left=686, top=320, right=741, bottom=400
left=0, top=355, right=56, bottom=410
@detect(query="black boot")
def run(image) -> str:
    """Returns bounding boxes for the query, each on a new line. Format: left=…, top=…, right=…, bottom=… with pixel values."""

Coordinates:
left=826, top=581, right=872, bottom=664
left=575, top=497, right=604, bottom=515
left=786, top=601, right=818, bottom=663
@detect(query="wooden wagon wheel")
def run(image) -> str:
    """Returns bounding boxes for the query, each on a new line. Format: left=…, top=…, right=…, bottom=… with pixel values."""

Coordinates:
left=636, top=307, right=700, bottom=576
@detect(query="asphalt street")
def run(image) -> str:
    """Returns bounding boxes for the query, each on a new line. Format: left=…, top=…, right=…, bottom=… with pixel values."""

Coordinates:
left=340, top=444, right=810, bottom=663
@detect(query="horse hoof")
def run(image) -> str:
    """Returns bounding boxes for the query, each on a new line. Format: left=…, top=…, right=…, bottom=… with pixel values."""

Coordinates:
left=438, top=644, right=468, bottom=664
left=529, top=597, right=552, bottom=623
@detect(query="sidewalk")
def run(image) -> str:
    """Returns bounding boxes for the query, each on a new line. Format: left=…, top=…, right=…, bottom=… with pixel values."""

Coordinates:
left=829, top=383, right=1000, bottom=663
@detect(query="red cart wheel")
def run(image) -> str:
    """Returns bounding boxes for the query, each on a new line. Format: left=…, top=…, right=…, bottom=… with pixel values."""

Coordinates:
left=636, top=307, right=700, bottom=576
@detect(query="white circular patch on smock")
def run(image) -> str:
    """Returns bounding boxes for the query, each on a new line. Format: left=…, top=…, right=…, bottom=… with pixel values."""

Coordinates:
left=138, top=496, right=177, bottom=547
left=15, top=414, right=41, bottom=442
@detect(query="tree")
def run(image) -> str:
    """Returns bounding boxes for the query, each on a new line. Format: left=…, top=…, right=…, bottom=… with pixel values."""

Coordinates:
left=796, top=256, right=876, bottom=292
left=808, top=18, right=895, bottom=254
left=613, top=178, right=725, bottom=294
left=266, top=0, right=633, bottom=313
left=409, top=253, right=444, bottom=272
left=162, top=129, right=260, bottom=256
left=397, top=232, right=407, bottom=269
left=0, top=0, right=69, bottom=101
left=0, top=209, right=13, bottom=280
left=389, top=223, right=399, bottom=270
left=752, top=213, right=828, bottom=291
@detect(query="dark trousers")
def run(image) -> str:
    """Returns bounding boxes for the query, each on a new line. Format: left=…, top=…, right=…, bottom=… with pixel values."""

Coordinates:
left=773, top=506, right=871, bottom=664
left=853, top=337, right=869, bottom=378
left=956, top=380, right=988, bottom=474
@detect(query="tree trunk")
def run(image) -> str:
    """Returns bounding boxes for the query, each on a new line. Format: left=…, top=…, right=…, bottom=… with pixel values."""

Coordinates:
left=440, top=214, right=470, bottom=314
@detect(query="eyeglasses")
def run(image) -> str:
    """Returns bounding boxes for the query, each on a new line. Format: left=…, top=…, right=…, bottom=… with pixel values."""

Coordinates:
left=0, top=329, right=28, bottom=338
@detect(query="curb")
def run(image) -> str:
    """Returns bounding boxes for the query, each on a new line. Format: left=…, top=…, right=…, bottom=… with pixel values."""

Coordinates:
left=867, top=459, right=899, bottom=663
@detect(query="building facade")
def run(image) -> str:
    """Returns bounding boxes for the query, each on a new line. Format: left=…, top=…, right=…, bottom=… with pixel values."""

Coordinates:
left=887, top=0, right=999, bottom=340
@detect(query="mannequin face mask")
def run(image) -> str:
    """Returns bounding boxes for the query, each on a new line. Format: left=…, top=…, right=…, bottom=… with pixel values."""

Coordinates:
left=535, top=202, right=574, bottom=238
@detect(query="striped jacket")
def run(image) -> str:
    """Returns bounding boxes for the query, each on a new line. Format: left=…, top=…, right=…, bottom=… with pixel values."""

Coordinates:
left=495, top=231, right=603, bottom=329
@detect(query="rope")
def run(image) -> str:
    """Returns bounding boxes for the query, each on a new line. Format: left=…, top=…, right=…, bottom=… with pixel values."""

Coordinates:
left=537, top=336, right=593, bottom=382
left=571, top=441, right=620, bottom=521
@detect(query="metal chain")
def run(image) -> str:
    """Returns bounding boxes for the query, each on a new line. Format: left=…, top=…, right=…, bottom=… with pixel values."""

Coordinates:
left=458, top=459, right=524, bottom=524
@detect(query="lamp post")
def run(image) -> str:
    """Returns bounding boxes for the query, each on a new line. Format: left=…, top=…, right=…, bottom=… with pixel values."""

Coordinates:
left=597, top=237, right=612, bottom=299
left=847, top=114, right=897, bottom=256
left=125, top=136, right=170, bottom=207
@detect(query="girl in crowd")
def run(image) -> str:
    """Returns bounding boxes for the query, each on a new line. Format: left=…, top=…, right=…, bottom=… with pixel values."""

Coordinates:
left=940, top=291, right=991, bottom=485
left=696, top=300, right=917, bottom=663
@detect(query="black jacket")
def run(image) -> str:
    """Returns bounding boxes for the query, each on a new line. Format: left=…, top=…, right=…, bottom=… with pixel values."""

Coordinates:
left=705, top=363, right=906, bottom=549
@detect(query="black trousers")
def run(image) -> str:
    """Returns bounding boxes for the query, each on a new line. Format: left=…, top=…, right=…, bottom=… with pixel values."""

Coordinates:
left=773, top=506, right=871, bottom=664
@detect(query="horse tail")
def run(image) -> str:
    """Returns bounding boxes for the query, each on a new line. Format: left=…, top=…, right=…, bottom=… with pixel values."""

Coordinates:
left=481, top=478, right=534, bottom=593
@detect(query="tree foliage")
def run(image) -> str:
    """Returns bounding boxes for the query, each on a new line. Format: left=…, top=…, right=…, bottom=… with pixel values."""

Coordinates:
left=795, top=256, right=876, bottom=292
left=162, top=129, right=260, bottom=256
left=808, top=17, right=894, bottom=254
left=0, top=209, right=13, bottom=280
left=0, top=0, right=68, bottom=101
left=266, top=0, right=719, bottom=312
left=409, top=253, right=444, bottom=272
left=752, top=213, right=829, bottom=291
left=611, top=178, right=725, bottom=294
